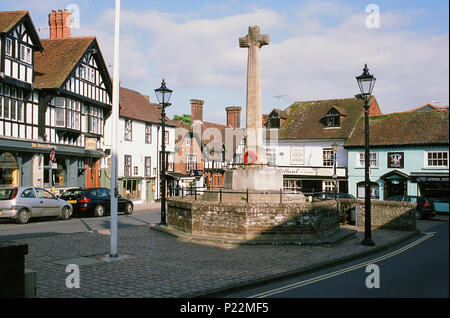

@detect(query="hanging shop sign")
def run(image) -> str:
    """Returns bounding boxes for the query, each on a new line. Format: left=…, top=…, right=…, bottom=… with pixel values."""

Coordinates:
left=387, top=152, right=404, bottom=169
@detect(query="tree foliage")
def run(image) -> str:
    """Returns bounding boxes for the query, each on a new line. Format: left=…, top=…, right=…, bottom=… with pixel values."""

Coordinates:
left=173, top=114, right=191, bottom=126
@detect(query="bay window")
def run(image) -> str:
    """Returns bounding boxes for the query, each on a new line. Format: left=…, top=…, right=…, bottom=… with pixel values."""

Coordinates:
left=89, top=106, right=103, bottom=135
left=54, top=97, right=66, bottom=127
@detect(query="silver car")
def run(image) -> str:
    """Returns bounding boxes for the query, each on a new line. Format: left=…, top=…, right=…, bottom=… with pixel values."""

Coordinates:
left=0, top=186, right=72, bottom=224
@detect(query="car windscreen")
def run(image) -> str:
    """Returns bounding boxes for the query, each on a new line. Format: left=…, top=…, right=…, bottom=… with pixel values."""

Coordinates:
left=0, top=188, right=17, bottom=200
left=60, top=189, right=86, bottom=199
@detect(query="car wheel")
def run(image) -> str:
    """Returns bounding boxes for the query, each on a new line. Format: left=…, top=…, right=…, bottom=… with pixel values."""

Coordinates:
left=94, top=204, right=105, bottom=217
left=415, top=209, right=422, bottom=220
left=16, top=209, right=30, bottom=224
left=61, top=206, right=71, bottom=220
left=125, top=202, right=133, bottom=215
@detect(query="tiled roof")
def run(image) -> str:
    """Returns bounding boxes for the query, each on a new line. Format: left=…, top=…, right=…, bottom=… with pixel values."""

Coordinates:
left=119, top=87, right=176, bottom=126
left=345, top=110, right=449, bottom=147
left=406, top=103, right=442, bottom=112
left=0, top=10, right=42, bottom=51
left=279, top=97, right=381, bottom=140
left=34, top=37, right=95, bottom=89
left=0, top=10, right=28, bottom=33
left=193, top=120, right=230, bottom=144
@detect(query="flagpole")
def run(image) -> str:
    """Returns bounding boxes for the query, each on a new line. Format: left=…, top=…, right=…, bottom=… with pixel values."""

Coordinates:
left=110, top=0, right=120, bottom=257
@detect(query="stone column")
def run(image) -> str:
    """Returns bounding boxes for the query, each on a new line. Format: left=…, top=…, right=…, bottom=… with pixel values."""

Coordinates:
left=240, top=26, right=269, bottom=164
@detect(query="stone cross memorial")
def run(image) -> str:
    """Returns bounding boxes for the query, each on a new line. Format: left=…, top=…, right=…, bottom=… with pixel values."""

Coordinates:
left=223, top=25, right=283, bottom=191
left=239, top=25, right=269, bottom=164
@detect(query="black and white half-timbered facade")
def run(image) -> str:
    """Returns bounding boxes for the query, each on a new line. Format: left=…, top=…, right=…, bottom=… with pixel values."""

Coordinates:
left=0, top=10, right=112, bottom=192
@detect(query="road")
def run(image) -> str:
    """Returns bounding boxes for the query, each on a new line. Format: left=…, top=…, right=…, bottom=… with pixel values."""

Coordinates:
left=222, top=218, right=449, bottom=298
left=0, top=207, right=161, bottom=241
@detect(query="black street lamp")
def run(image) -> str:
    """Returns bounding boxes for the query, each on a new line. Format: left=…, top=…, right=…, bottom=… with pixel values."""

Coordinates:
left=155, top=79, right=172, bottom=226
left=356, top=64, right=376, bottom=246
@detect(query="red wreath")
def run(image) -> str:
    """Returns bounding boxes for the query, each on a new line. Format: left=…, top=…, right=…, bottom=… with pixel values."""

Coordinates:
left=244, top=151, right=257, bottom=164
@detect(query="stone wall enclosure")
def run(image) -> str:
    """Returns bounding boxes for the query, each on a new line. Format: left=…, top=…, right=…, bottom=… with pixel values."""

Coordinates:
left=167, top=197, right=340, bottom=243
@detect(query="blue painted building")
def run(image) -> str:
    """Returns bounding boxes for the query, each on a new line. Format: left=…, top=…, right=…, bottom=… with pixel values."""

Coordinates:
left=345, top=110, right=449, bottom=210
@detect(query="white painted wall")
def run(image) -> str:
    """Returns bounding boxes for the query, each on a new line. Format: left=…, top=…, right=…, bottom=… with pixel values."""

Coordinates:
left=103, top=115, right=175, bottom=202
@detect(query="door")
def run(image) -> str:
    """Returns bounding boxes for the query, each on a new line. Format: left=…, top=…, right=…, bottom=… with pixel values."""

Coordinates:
left=384, top=179, right=407, bottom=199
left=146, top=180, right=154, bottom=203
left=19, top=188, right=42, bottom=217
left=35, top=188, right=60, bottom=216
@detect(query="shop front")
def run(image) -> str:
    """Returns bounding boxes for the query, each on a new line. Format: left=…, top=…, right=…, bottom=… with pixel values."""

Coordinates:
left=411, top=173, right=449, bottom=213
left=280, top=166, right=347, bottom=194
left=0, top=138, right=102, bottom=192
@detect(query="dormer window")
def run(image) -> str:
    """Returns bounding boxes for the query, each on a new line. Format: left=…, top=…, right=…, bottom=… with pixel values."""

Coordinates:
left=268, top=117, right=281, bottom=129
left=326, top=113, right=340, bottom=127
left=325, top=107, right=345, bottom=128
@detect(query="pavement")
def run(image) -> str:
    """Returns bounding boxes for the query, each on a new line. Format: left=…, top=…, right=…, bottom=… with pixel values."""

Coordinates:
left=10, top=205, right=448, bottom=298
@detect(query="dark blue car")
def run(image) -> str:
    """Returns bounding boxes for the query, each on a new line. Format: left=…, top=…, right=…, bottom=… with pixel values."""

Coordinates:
left=60, top=187, right=133, bottom=217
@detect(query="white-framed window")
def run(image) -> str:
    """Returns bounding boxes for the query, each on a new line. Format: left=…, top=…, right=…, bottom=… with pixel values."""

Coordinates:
left=323, top=181, right=337, bottom=192
left=19, top=44, right=32, bottom=64
left=5, top=38, right=12, bottom=56
left=425, top=151, right=448, bottom=168
left=186, top=155, right=197, bottom=171
left=165, top=130, right=169, bottom=144
left=124, top=155, right=132, bottom=177
left=79, top=64, right=95, bottom=83
left=357, top=152, right=378, bottom=168
left=145, top=157, right=151, bottom=177
left=323, top=148, right=335, bottom=167
left=357, top=182, right=380, bottom=199
left=124, top=119, right=132, bottom=141
left=326, top=113, right=340, bottom=127
left=145, top=123, right=152, bottom=144
left=266, top=147, right=276, bottom=166
left=89, top=106, right=103, bottom=135
left=54, top=97, right=66, bottom=127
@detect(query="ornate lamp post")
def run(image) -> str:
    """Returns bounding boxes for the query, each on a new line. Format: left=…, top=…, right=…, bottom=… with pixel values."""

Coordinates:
left=155, top=79, right=172, bottom=226
left=356, top=64, right=376, bottom=246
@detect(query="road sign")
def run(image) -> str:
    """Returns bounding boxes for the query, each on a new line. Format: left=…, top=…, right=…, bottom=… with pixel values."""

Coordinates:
left=50, top=148, right=56, bottom=162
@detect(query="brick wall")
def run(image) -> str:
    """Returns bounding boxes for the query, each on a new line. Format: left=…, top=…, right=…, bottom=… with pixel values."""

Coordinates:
left=167, top=198, right=340, bottom=241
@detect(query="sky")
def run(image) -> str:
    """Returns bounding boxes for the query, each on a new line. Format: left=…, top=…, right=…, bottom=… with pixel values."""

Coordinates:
left=1, top=0, right=449, bottom=125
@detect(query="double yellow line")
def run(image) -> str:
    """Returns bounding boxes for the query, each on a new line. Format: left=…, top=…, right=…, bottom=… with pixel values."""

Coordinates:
left=249, top=232, right=435, bottom=298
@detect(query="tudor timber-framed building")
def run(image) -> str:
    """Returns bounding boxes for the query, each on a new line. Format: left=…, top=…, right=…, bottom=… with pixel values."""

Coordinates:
left=0, top=10, right=112, bottom=192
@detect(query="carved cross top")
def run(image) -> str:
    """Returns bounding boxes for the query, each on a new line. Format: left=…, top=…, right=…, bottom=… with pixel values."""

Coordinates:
left=239, top=25, right=270, bottom=48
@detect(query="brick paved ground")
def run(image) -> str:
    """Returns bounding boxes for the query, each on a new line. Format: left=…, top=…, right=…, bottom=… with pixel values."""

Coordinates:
left=13, top=219, right=433, bottom=298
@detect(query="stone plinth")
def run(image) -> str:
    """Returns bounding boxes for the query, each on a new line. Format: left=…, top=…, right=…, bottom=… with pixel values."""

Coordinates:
left=224, top=166, right=283, bottom=191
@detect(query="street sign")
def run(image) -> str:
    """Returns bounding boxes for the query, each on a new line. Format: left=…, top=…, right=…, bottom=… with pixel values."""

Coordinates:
left=50, top=148, right=56, bottom=162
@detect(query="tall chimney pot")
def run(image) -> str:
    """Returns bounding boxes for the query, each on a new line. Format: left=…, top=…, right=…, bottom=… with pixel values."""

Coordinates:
left=226, top=106, right=242, bottom=128
left=49, top=9, right=72, bottom=39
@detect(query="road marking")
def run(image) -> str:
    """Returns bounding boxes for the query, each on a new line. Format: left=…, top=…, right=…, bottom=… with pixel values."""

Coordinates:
left=249, top=232, right=435, bottom=298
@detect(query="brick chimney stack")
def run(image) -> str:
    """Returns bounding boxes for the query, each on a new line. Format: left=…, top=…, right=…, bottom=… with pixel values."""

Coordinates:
left=226, top=106, right=241, bottom=128
left=49, top=9, right=72, bottom=39
left=190, top=99, right=204, bottom=123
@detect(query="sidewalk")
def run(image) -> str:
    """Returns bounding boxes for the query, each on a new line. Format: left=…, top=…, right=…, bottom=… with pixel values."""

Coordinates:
left=133, top=202, right=161, bottom=211
left=12, top=216, right=441, bottom=298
